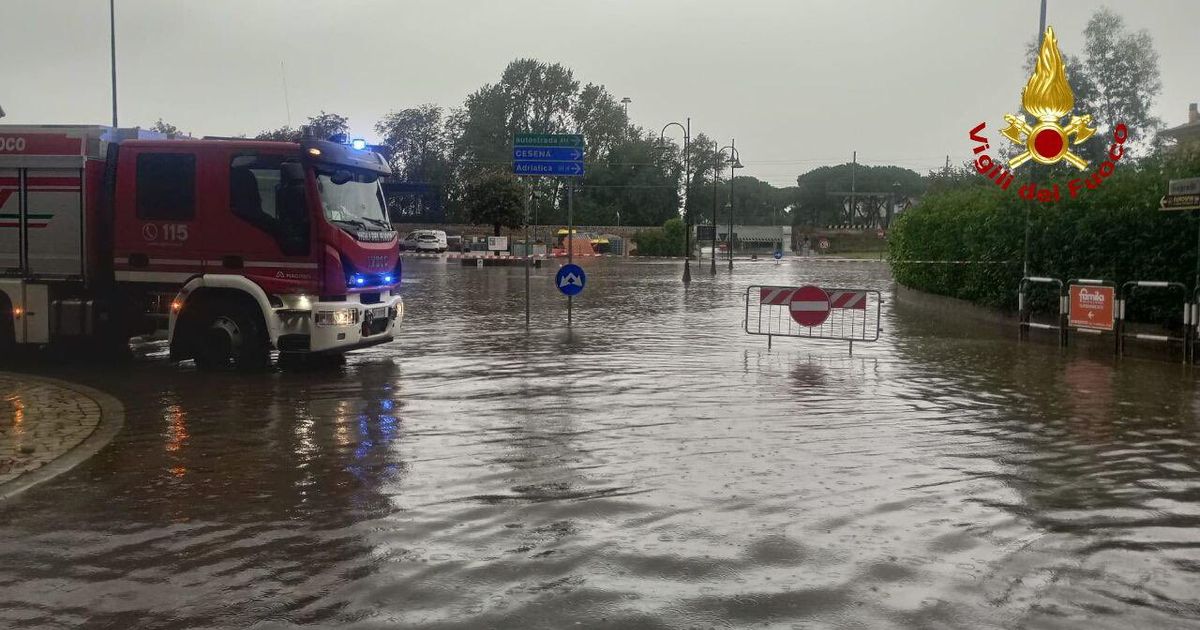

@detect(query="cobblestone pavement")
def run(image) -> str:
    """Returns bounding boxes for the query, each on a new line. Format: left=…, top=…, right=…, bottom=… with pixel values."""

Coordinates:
left=0, top=373, right=103, bottom=486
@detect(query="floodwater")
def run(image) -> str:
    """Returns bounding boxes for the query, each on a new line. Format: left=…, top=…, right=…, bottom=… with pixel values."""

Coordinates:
left=3, top=256, right=1200, bottom=629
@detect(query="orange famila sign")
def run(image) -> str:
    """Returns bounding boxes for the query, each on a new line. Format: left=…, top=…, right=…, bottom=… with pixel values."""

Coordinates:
left=1069, top=284, right=1115, bottom=331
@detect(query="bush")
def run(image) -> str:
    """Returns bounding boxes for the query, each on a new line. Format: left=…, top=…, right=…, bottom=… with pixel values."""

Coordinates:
left=635, top=217, right=685, bottom=256
left=889, top=152, right=1200, bottom=312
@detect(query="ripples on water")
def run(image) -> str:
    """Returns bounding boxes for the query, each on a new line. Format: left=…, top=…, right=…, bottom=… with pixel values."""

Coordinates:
left=1, top=258, right=1199, bottom=628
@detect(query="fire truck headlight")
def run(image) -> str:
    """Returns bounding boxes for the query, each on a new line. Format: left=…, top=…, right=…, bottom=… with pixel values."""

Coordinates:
left=383, top=274, right=394, bottom=284
left=314, top=308, right=359, bottom=327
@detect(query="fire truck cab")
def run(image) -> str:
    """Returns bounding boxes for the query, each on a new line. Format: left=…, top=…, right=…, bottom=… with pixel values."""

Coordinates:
left=0, top=125, right=403, bottom=369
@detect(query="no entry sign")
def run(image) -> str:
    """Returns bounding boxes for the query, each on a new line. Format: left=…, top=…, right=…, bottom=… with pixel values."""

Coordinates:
left=790, top=285, right=830, bottom=327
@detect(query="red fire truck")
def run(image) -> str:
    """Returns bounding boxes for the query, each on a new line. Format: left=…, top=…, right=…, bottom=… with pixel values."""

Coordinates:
left=0, top=125, right=403, bottom=369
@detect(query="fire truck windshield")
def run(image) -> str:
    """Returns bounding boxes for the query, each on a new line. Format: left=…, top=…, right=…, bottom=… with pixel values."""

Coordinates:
left=316, top=170, right=390, bottom=230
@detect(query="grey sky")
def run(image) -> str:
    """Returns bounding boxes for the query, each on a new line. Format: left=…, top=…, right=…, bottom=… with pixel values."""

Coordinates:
left=3, top=1, right=1197, bottom=186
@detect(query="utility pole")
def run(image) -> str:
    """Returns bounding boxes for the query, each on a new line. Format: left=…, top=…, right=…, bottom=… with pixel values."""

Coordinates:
left=728, top=138, right=736, bottom=271
left=524, top=182, right=531, bottom=329
left=850, top=150, right=856, bottom=226
left=711, top=149, right=718, bottom=275
left=660, top=119, right=692, bottom=282
left=567, top=179, right=574, bottom=326
left=110, top=0, right=118, bottom=128
left=1025, top=0, right=1048, bottom=278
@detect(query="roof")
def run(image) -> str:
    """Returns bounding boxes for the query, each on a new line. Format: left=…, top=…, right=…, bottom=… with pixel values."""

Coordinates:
left=1162, top=120, right=1200, bottom=142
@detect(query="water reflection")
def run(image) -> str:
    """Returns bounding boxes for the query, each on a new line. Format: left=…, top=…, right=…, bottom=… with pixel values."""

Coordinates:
left=1, top=259, right=1199, bottom=628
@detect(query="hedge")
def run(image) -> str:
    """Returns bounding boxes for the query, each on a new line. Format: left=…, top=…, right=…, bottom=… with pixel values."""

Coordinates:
left=889, top=152, right=1200, bottom=315
left=634, top=218, right=685, bottom=256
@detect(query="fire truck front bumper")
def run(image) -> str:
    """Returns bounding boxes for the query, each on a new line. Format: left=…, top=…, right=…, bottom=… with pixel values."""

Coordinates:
left=273, top=294, right=404, bottom=354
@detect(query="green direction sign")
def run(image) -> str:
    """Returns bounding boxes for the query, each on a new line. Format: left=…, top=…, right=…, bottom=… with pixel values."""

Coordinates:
left=514, top=133, right=584, bottom=148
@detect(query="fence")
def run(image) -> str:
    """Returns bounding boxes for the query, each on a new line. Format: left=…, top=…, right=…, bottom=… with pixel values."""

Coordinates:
left=1018, top=276, right=1196, bottom=362
left=1117, top=280, right=1190, bottom=361
left=1019, top=276, right=1065, bottom=345
left=745, top=285, right=882, bottom=353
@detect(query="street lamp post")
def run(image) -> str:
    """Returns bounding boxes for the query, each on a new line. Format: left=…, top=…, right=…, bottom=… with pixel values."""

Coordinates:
left=716, top=141, right=742, bottom=270
left=110, top=0, right=118, bottom=128
left=661, top=119, right=691, bottom=283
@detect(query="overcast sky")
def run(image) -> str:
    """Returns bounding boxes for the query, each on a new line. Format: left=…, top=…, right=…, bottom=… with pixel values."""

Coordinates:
left=3, top=1, right=1197, bottom=186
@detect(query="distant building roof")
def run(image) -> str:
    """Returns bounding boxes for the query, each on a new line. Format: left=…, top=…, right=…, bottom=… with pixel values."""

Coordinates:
left=1161, top=103, right=1200, bottom=145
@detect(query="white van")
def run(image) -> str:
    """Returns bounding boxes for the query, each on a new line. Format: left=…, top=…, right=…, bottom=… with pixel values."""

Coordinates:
left=402, top=229, right=448, bottom=253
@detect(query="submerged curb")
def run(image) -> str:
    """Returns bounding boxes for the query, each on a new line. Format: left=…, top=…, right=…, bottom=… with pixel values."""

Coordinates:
left=0, top=372, right=125, bottom=501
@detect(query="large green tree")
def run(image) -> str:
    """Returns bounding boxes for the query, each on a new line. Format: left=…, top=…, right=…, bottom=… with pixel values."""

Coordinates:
left=1020, top=8, right=1162, bottom=163
left=794, top=164, right=923, bottom=227
left=572, top=129, right=680, bottom=226
left=463, top=172, right=525, bottom=236
left=255, top=111, right=349, bottom=142
left=375, top=105, right=452, bottom=220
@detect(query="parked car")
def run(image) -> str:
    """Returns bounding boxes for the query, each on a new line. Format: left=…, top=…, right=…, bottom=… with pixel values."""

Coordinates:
left=402, top=229, right=448, bottom=253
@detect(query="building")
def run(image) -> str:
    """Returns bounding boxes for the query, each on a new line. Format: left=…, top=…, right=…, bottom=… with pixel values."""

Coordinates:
left=1160, top=103, right=1200, bottom=149
left=694, top=224, right=791, bottom=255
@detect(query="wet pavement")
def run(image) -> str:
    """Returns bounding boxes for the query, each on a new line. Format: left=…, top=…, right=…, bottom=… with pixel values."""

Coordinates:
left=2, top=257, right=1200, bottom=629
left=0, top=374, right=103, bottom=486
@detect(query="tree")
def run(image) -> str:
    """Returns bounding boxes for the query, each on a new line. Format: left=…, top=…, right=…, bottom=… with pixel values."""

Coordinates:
left=684, top=133, right=728, bottom=227
left=376, top=105, right=452, bottom=221
left=305, top=111, right=349, bottom=139
left=1082, top=8, right=1162, bottom=152
left=375, top=104, right=450, bottom=180
left=254, top=111, right=350, bottom=142
left=1022, top=8, right=1162, bottom=162
left=463, top=172, right=525, bottom=236
left=254, top=126, right=302, bottom=142
left=794, top=164, right=923, bottom=226
left=150, top=118, right=183, bottom=138
left=572, top=129, right=680, bottom=226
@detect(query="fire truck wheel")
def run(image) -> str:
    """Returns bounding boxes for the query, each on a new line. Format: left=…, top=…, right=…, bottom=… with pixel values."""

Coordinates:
left=193, top=300, right=269, bottom=371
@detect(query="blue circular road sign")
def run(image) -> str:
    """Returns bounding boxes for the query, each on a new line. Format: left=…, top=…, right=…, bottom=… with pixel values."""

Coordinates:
left=556, top=263, right=586, bottom=297
left=773, top=250, right=783, bottom=260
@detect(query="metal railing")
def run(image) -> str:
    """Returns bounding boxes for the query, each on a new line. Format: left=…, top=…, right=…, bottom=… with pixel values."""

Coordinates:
left=1019, top=276, right=1065, bottom=345
left=745, top=284, right=882, bottom=354
left=1117, top=280, right=1191, bottom=362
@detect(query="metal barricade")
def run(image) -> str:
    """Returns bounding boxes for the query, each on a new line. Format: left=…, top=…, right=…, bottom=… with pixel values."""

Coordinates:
left=744, top=285, right=882, bottom=354
left=1018, top=276, right=1065, bottom=345
left=1117, top=280, right=1190, bottom=362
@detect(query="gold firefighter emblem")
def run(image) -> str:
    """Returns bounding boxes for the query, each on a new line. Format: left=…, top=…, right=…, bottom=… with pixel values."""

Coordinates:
left=1002, top=26, right=1096, bottom=170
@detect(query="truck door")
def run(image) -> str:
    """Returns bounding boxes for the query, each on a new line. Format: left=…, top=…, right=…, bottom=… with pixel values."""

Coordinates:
left=0, top=168, right=19, bottom=271
left=214, top=150, right=316, bottom=293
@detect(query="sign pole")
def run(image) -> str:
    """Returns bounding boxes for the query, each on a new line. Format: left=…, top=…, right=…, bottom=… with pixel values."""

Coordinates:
left=567, top=178, right=574, bottom=327
left=525, top=180, right=531, bottom=329
left=513, top=132, right=585, bottom=322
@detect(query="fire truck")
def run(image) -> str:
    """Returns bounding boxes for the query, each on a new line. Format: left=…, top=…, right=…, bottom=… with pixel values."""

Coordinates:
left=0, top=125, right=403, bottom=369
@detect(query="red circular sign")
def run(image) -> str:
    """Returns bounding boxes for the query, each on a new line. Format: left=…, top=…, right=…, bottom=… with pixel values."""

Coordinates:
left=790, top=285, right=830, bottom=327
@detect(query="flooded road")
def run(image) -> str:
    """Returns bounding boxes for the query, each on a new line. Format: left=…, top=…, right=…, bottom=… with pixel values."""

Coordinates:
left=3, top=257, right=1200, bottom=629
